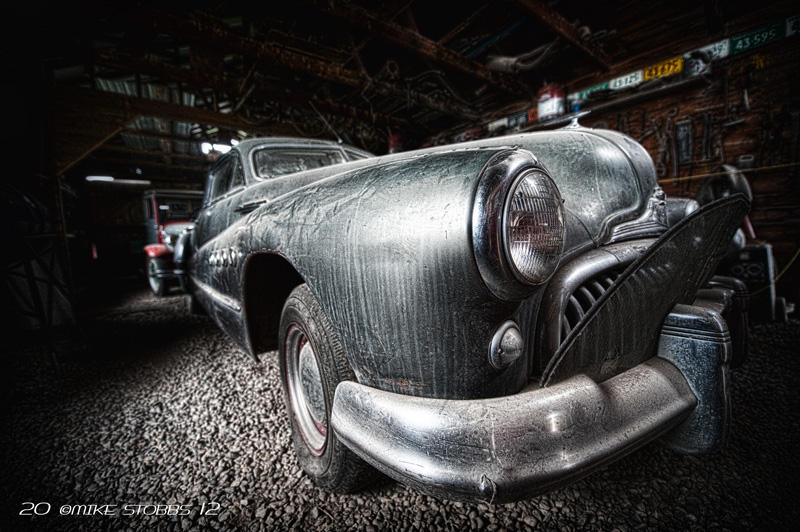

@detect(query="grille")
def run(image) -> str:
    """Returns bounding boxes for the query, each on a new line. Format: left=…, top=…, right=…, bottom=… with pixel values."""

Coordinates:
left=560, top=269, right=624, bottom=344
left=536, top=246, right=642, bottom=373
left=537, top=195, right=749, bottom=387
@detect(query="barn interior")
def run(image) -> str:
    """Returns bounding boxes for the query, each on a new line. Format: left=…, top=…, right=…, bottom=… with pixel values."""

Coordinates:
left=4, top=0, right=800, bottom=529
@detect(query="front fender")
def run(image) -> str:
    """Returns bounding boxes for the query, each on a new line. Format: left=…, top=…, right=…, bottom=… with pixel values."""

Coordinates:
left=144, top=243, right=172, bottom=258
left=221, top=147, right=524, bottom=399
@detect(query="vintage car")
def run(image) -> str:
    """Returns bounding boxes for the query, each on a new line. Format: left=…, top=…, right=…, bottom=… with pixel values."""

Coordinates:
left=178, top=131, right=750, bottom=503
left=143, top=189, right=203, bottom=296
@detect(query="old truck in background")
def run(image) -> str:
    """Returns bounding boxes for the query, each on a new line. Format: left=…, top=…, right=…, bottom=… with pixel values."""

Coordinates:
left=143, top=189, right=203, bottom=296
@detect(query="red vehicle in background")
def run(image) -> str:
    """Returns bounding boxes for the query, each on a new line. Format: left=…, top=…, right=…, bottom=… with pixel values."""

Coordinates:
left=143, top=189, right=203, bottom=296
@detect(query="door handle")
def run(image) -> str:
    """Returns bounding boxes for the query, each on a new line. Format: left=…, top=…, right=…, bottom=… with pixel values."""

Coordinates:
left=235, top=200, right=266, bottom=214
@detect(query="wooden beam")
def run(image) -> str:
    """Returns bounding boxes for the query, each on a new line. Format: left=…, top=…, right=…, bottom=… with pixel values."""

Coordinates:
left=88, top=154, right=208, bottom=174
left=98, top=144, right=210, bottom=161
left=121, top=129, right=206, bottom=144
left=311, top=1, right=527, bottom=95
left=49, top=90, right=139, bottom=176
left=94, top=49, right=414, bottom=130
left=514, top=0, right=611, bottom=70
left=117, top=7, right=478, bottom=118
left=49, top=86, right=285, bottom=175
left=438, top=4, right=490, bottom=45
left=60, top=86, right=286, bottom=134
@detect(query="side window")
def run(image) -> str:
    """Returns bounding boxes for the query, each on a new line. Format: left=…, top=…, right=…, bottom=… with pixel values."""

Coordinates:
left=204, top=152, right=245, bottom=204
left=345, top=149, right=370, bottom=161
left=230, top=155, right=244, bottom=191
left=204, top=154, right=233, bottom=204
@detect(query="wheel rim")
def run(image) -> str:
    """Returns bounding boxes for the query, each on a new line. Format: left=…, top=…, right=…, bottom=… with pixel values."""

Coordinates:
left=148, top=260, right=161, bottom=293
left=285, top=324, right=327, bottom=455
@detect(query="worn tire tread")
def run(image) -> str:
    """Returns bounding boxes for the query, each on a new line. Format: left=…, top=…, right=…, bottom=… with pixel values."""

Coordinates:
left=279, top=283, right=380, bottom=493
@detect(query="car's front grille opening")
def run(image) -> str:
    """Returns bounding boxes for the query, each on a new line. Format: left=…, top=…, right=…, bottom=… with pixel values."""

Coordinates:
left=559, top=269, right=623, bottom=345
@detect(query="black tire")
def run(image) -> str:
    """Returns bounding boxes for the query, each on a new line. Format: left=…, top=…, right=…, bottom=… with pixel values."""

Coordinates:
left=147, top=257, right=168, bottom=297
left=278, top=284, right=377, bottom=492
left=186, top=293, right=205, bottom=315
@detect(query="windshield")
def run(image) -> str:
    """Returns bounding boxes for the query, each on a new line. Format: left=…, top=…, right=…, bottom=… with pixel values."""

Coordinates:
left=253, top=147, right=346, bottom=178
left=157, top=197, right=202, bottom=222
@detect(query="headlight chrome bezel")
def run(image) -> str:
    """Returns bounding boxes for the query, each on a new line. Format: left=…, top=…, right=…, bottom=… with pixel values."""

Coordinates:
left=472, top=149, right=565, bottom=300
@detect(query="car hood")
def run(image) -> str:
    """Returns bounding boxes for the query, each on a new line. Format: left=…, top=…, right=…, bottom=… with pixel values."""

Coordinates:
left=239, top=128, right=656, bottom=244
left=163, top=221, right=194, bottom=236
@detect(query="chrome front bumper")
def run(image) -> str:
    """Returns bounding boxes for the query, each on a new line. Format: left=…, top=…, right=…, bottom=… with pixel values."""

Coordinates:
left=331, top=302, right=734, bottom=503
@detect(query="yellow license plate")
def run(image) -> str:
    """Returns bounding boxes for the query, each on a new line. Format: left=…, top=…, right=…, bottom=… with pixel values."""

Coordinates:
left=643, top=56, right=683, bottom=81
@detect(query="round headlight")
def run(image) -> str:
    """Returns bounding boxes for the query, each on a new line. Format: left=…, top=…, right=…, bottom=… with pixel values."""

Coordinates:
left=502, top=169, right=565, bottom=284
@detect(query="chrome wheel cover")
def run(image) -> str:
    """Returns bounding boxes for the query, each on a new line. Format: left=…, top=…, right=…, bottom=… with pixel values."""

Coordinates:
left=285, top=324, right=327, bottom=455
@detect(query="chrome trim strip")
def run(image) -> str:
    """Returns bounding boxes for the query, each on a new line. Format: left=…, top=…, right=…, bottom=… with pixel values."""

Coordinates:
left=605, top=187, right=668, bottom=243
left=660, top=325, right=731, bottom=342
left=192, top=277, right=242, bottom=312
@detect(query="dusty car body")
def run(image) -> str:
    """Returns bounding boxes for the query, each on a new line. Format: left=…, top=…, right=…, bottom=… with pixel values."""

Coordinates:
left=181, top=131, right=749, bottom=503
left=143, top=189, right=203, bottom=296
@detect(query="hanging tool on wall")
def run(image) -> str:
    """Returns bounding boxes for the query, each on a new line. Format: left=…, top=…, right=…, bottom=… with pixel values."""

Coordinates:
left=666, top=107, right=679, bottom=182
left=616, top=111, right=630, bottom=136
left=790, top=110, right=800, bottom=177
left=676, top=119, right=694, bottom=166
left=651, top=116, right=667, bottom=177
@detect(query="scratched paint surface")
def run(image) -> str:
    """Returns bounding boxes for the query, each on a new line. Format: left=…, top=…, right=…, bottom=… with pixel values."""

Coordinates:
left=189, top=130, right=659, bottom=399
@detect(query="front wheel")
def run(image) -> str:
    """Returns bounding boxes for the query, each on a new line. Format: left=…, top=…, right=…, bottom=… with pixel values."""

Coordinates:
left=147, top=257, right=168, bottom=297
left=279, top=284, right=377, bottom=492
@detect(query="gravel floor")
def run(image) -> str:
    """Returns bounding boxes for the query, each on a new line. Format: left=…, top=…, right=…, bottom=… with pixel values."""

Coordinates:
left=2, top=287, right=799, bottom=531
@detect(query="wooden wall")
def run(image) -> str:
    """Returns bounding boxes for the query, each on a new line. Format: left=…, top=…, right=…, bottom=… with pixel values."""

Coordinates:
left=584, top=38, right=800, bottom=306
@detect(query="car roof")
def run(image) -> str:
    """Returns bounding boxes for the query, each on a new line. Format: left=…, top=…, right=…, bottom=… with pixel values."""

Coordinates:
left=236, top=137, right=372, bottom=157
left=143, top=189, right=204, bottom=198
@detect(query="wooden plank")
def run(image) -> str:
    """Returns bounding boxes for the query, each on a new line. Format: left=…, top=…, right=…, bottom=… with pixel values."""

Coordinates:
left=121, top=129, right=206, bottom=144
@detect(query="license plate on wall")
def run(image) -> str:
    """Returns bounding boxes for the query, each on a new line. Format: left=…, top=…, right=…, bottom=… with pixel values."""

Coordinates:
left=731, top=22, right=785, bottom=54
left=643, top=57, right=683, bottom=81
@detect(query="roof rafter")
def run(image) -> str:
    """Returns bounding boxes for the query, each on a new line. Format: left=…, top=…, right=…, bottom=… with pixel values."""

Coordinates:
left=98, top=144, right=210, bottom=162
left=49, top=86, right=291, bottom=175
left=87, top=154, right=208, bottom=174
left=513, top=0, right=611, bottom=70
left=115, top=7, right=479, bottom=119
left=311, top=1, right=528, bottom=95
left=121, top=129, right=207, bottom=144
left=93, top=49, right=414, bottom=131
